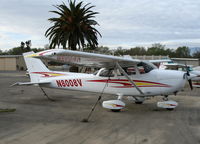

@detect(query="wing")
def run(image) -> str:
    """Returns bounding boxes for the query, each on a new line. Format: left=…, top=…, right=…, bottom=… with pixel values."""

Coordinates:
left=10, top=81, right=50, bottom=87
left=149, top=59, right=172, bottom=63
left=28, top=49, right=141, bottom=68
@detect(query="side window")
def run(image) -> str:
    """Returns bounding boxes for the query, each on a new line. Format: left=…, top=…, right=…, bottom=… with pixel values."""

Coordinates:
left=137, top=66, right=145, bottom=74
left=99, top=69, right=114, bottom=77
left=123, top=67, right=136, bottom=75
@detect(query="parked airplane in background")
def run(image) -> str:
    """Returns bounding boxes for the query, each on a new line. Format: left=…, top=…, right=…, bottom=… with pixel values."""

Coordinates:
left=157, top=61, right=200, bottom=88
left=12, top=49, right=197, bottom=112
left=192, top=66, right=200, bottom=88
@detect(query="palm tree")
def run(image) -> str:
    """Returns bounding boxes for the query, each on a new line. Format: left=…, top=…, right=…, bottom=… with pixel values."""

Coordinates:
left=45, top=0, right=101, bottom=50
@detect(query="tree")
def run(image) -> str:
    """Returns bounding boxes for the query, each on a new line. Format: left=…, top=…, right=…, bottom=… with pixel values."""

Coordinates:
left=114, top=47, right=125, bottom=56
left=95, top=46, right=111, bottom=54
left=0, top=47, right=44, bottom=55
left=20, top=40, right=31, bottom=52
left=7, top=47, right=24, bottom=55
left=175, top=46, right=191, bottom=58
left=193, top=50, right=200, bottom=58
left=25, top=40, right=31, bottom=51
left=147, top=43, right=166, bottom=55
left=126, top=47, right=146, bottom=55
left=165, top=48, right=176, bottom=57
left=45, top=0, right=101, bottom=50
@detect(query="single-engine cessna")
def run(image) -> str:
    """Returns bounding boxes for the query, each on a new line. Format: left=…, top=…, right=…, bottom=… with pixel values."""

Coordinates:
left=13, top=49, right=196, bottom=112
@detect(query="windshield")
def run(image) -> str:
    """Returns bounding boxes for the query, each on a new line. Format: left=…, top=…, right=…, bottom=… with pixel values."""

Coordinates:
left=137, top=61, right=156, bottom=73
left=93, top=70, right=99, bottom=75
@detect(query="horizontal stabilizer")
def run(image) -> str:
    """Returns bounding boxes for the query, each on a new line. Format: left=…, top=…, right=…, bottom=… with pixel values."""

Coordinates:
left=10, top=81, right=50, bottom=87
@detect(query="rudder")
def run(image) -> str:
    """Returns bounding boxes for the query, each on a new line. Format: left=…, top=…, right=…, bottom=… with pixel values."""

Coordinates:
left=23, top=52, right=50, bottom=83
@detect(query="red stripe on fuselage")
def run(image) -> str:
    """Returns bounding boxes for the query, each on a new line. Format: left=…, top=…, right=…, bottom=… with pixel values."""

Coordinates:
left=32, top=72, right=65, bottom=77
left=87, top=79, right=170, bottom=88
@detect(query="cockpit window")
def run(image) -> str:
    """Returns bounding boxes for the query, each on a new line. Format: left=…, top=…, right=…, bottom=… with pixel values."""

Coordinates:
left=137, top=62, right=156, bottom=74
left=96, top=62, right=156, bottom=77
left=93, top=70, right=99, bottom=75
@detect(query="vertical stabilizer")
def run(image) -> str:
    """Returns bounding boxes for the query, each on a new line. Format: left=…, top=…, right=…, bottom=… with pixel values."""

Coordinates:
left=23, top=52, right=50, bottom=83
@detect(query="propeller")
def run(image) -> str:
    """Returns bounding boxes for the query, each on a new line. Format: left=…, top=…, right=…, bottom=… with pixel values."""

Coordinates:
left=184, top=65, right=193, bottom=90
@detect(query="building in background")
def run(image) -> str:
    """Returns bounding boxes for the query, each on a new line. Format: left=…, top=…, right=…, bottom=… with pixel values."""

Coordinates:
left=0, top=55, right=26, bottom=71
left=171, top=58, right=200, bottom=67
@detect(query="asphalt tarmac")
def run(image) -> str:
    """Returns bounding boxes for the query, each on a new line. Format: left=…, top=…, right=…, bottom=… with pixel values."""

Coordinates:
left=0, top=71, right=200, bottom=144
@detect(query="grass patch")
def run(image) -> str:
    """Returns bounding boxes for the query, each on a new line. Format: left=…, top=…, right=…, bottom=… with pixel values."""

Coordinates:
left=0, top=109, right=16, bottom=112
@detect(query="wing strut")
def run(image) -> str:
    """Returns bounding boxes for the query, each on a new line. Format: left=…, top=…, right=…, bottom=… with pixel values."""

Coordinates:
left=116, top=62, right=144, bottom=95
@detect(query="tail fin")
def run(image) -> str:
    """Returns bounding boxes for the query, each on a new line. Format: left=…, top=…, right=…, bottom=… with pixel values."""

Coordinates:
left=23, top=52, right=50, bottom=83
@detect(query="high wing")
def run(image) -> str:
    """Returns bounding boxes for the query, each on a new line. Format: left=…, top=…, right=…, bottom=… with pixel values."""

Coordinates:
left=149, top=59, right=172, bottom=63
left=28, top=49, right=141, bottom=68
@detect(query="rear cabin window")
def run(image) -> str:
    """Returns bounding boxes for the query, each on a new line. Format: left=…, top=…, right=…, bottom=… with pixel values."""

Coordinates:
left=123, top=67, right=136, bottom=75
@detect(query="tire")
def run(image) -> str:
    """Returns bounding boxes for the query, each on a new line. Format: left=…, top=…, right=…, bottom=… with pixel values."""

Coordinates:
left=135, top=101, right=143, bottom=104
left=166, top=108, right=174, bottom=111
left=111, top=109, right=121, bottom=112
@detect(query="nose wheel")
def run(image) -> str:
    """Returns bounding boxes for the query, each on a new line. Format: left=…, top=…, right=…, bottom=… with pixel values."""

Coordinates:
left=162, top=95, right=168, bottom=101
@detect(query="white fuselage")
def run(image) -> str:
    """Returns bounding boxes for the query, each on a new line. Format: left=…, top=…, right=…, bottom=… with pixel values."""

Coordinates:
left=38, top=69, right=186, bottom=97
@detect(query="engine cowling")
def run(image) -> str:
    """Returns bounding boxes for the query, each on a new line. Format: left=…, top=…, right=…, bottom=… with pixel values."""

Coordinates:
left=157, top=100, right=178, bottom=109
left=102, top=100, right=125, bottom=110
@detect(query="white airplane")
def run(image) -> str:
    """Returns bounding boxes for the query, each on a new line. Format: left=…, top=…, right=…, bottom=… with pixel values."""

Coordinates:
left=158, top=61, right=200, bottom=88
left=12, top=49, right=196, bottom=112
left=191, top=66, right=200, bottom=87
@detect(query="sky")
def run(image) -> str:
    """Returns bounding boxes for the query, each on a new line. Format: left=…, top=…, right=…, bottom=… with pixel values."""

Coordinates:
left=1, top=0, right=200, bottom=51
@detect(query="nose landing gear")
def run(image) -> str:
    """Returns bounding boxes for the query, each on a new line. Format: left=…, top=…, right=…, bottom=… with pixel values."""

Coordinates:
left=162, top=95, right=168, bottom=101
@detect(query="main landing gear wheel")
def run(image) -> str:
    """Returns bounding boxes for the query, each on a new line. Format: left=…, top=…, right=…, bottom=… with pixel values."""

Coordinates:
left=111, top=109, right=121, bottom=112
left=157, top=97, right=178, bottom=110
left=102, top=100, right=125, bottom=112
left=166, top=108, right=174, bottom=111
left=135, top=101, right=143, bottom=104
